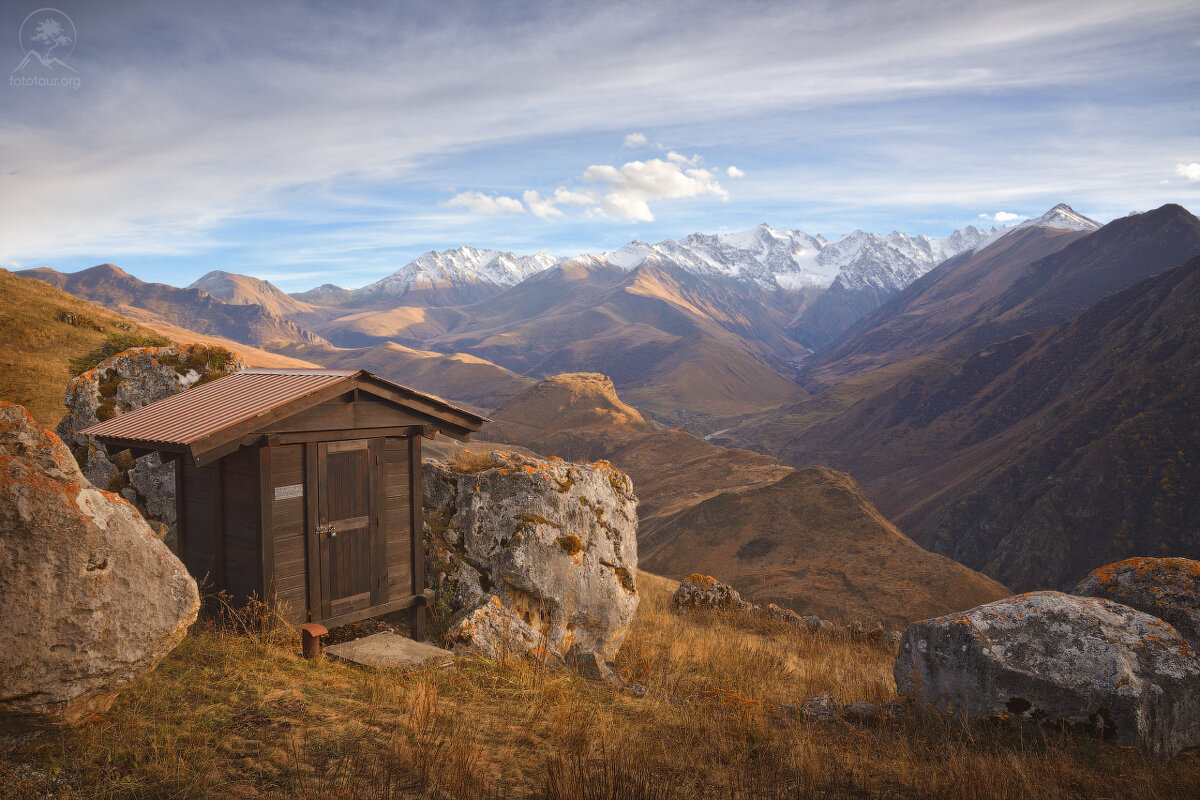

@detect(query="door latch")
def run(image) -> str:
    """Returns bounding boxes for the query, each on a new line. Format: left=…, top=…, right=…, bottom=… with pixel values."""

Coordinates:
left=317, top=523, right=337, bottom=538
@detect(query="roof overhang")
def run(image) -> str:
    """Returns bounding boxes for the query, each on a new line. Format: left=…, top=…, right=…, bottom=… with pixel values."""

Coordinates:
left=82, top=368, right=487, bottom=467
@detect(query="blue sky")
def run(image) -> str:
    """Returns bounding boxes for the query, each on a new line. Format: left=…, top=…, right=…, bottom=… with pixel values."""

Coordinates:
left=2, top=0, right=1198, bottom=291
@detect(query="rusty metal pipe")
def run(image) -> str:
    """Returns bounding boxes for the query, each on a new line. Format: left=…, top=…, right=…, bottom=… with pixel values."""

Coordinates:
left=299, top=623, right=328, bottom=659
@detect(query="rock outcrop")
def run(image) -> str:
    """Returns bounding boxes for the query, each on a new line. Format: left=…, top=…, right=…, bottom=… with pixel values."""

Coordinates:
left=895, top=591, right=1200, bottom=758
left=56, top=344, right=245, bottom=548
left=1075, top=557, right=1200, bottom=653
left=423, top=451, right=639, bottom=662
left=0, top=402, right=199, bottom=730
left=671, top=574, right=897, bottom=641
left=670, top=574, right=754, bottom=613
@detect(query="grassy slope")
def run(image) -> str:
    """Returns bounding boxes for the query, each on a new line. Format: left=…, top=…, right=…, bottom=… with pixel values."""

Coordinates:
left=3, top=572, right=1194, bottom=799
left=0, top=269, right=171, bottom=427
left=640, top=467, right=1011, bottom=628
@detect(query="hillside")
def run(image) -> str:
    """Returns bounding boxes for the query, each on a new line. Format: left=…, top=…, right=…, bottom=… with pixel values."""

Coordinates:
left=718, top=206, right=1200, bottom=590
left=9, top=570, right=1188, bottom=799
left=640, top=466, right=1011, bottom=628
left=19, top=264, right=329, bottom=349
left=481, top=373, right=790, bottom=523
left=276, top=341, right=534, bottom=412
left=315, top=258, right=805, bottom=429
left=913, top=255, right=1200, bottom=589
left=807, top=225, right=1092, bottom=384
left=482, top=373, right=1007, bottom=623
left=482, top=373, right=657, bottom=459
left=137, top=319, right=322, bottom=370
left=0, top=268, right=172, bottom=427
left=188, top=270, right=333, bottom=328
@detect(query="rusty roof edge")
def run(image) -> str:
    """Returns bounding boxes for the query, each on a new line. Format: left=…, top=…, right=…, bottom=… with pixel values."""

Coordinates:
left=80, top=371, right=352, bottom=444
left=183, top=376, right=358, bottom=458
left=79, top=367, right=487, bottom=454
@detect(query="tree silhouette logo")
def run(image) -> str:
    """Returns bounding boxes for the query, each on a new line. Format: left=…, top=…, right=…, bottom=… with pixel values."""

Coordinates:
left=13, top=8, right=77, bottom=74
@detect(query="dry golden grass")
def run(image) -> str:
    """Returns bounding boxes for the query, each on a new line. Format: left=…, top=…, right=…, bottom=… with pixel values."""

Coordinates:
left=0, top=269, right=169, bottom=427
left=2, top=572, right=1197, bottom=799
left=447, top=448, right=500, bottom=474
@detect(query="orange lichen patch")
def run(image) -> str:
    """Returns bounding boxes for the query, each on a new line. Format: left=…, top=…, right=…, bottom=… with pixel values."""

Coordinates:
left=556, top=534, right=584, bottom=555
left=686, top=574, right=719, bottom=589
left=0, top=456, right=77, bottom=508
left=1088, top=557, right=1200, bottom=586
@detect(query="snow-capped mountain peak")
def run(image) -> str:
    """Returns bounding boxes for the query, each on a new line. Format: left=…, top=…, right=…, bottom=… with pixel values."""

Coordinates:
left=972, top=204, right=1100, bottom=253
left=1020, top=203, right=1100, bottom=233
left=358, top=246, right=558, bottom=298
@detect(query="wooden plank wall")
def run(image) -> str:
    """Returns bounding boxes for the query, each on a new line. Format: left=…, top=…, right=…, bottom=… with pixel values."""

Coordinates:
left=384, top=436, right=414, bottom=597
left=180, top=459, right=217, bottom=590
left=220, top=446, right=261, bottom=603
left=261, top=395, right=427, bottom=434
left=266, top=443, right=308, bottom=624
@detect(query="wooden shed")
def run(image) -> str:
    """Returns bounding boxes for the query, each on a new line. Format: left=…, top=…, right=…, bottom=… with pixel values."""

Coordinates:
left=81, top=368, right=485, bottom=636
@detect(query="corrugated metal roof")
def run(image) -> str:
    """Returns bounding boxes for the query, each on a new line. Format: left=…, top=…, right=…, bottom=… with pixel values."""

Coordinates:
left=81, top=369, right=353, bottom=446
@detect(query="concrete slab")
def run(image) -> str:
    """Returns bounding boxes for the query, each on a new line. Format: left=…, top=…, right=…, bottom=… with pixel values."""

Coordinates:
left=324, top=632, right=455, bottom=669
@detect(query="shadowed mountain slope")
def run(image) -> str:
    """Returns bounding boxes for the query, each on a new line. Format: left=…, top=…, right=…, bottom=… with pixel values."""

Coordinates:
left=807, top=226, right=1092, bottom=384
left=717, top=207, right=1200, bottom=591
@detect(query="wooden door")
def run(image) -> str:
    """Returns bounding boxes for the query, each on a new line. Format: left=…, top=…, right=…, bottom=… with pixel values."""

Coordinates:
left=315, top=439, right=382, bottom=621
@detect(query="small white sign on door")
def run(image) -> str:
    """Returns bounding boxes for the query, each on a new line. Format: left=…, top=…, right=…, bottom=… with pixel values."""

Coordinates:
left=274, top=483, right=304, bottom=501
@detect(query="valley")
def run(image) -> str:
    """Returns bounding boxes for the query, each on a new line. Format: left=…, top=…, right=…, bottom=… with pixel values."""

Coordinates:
left=11, top=203, right=1200, bottom=612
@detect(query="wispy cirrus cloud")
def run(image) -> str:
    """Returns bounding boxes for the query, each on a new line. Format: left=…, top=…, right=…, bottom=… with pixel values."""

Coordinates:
left=0, top=0, right=1195, bottom=286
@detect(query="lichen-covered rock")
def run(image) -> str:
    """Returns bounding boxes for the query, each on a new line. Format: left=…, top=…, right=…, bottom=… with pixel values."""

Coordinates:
left=1075, top=557, right=1200, bottom=653
left=424, top=451, right=639, bottom=662
left=56, top=344, right=245, bottom=549
left=0, top=402, right=199, bottom=731
left=801, top=691, right=839, bottom=722
left=670, top=574, right=754, bottom=613
left=895, top=591, right=1200, bottom=758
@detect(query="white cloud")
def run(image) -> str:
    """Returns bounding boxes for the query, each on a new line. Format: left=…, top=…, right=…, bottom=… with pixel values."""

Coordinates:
left=450, top=145, right=731, bottom=223
left=979, top=211, right=1026, bottom=223
left=623, top=132, right=648, bottom=148
left=522, top=190, right=563, bottom=219
left=580, top=158, right=729, bottom=221
left=1176, top=163, right=1200, bottom=181
left=665, top=151, right=701, bottom=166
left=552, top=187, right=594, bottom=206
left=441, top=191, right=525, bottom=214
left=726, top=166, right=745, bottom=178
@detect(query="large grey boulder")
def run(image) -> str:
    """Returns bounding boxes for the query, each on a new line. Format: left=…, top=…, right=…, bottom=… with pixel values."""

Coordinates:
left=56, top=344, right=245, bottom=549
left=0, top=402, right=199, bottom=731
left=424, top=451, right=639, bottom=662
left=1075, top=557, right=1200, bottom=653
left=895, top=591, right=1200, bottom=758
